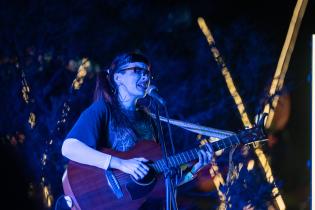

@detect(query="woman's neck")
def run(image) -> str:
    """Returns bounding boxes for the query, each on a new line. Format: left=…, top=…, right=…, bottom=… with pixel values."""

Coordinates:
left=118, top=93, right=137, bottom=111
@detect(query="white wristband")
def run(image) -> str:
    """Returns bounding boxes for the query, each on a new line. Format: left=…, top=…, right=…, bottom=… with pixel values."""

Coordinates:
left=103, top=155, right=112, bottom=170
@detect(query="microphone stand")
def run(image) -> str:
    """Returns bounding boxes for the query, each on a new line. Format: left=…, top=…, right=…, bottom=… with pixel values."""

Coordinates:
left=153, top=101, right=178, bottom=210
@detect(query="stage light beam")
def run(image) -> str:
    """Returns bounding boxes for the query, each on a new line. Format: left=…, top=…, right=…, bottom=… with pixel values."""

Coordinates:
left=198, top=16, right=285, bottom=210
left=262, top=0, right=308, bottom=128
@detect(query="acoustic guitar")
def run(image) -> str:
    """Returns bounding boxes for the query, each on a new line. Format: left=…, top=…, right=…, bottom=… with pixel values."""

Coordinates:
left=62, top=125, right=267, bottom=210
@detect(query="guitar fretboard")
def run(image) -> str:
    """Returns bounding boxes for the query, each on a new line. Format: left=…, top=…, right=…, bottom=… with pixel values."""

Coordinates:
left=150, top=134, right=240, bottom=173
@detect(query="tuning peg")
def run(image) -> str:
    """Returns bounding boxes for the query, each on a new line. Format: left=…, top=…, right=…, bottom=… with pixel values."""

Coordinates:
left=254, top=113, right=268, bottom=127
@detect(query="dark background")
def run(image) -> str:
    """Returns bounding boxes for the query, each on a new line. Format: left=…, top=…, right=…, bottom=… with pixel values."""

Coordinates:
left=0, top=0, right=313, bottom=209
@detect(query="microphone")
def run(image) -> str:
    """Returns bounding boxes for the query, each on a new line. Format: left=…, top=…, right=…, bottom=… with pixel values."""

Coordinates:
left=146, top=85, right=167, bottom=106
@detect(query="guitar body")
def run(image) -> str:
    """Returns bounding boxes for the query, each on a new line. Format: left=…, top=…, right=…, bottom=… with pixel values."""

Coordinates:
left=63, top=141, right=165, bottom=210
left=62, top=124, right=267, bottom=210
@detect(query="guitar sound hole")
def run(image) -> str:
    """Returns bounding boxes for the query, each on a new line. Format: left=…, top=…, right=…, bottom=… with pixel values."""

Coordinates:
left=130, top=165, right=156, bottom=186
left=126, top=165, right=158, bottom=200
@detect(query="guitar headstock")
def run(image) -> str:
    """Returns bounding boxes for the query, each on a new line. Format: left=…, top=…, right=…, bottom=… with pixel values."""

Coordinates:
left=238, top=113, right=268, bottom=144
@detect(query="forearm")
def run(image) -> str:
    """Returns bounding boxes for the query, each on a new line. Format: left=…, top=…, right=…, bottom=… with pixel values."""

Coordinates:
left=61, top=138, right=112, bottom=170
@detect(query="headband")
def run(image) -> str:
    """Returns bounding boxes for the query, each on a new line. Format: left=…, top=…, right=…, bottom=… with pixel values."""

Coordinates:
left=116, top=62, right=150, bottom=72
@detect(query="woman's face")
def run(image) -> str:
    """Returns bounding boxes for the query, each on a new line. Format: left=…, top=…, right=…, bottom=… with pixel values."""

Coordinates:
left=114, top=62, right=151, bottom=100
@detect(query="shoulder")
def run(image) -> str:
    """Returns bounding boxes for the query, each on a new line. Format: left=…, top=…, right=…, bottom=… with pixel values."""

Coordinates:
left=87, top=98, right=110, bottom=112
left=81, top=98, right=111, bottom=119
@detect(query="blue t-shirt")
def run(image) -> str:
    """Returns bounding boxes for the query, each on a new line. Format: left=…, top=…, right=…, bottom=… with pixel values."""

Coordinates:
left=66, top=99, right=156, bottom=152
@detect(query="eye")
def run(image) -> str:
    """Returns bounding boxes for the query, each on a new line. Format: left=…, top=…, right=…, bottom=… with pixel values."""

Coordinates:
left=134, top=68, right=143, bottom=74
left=133, top=67, right=151, bottom=77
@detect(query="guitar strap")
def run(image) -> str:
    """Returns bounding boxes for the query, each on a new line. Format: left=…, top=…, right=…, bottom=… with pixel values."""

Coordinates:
left=104, top=169, right=124, bottom=199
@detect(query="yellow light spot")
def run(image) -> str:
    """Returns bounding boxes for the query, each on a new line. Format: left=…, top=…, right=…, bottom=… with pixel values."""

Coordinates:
left=43, top=185, right=53, bottom=208
left=197, top=17, right=215, bottom=45
left=72, top=58, right=90, bottom=90
left=73, top=81, right=80, bottom=89
left=209, top=163, right=226, bottom=204
left=22, top=86, right=30, bottom=103
left=28, top=112, right=36, bottom=128
left=82, top=58, right=91, bottom=69
left=247, top=159, right=255, bottom=171
left=43, top=186, right=49, bottom=196
left=198, top=16, right=287, bottom=209
left=77, top=69, right=87, bottom=77
left=200, top=139, right=208, bottom=145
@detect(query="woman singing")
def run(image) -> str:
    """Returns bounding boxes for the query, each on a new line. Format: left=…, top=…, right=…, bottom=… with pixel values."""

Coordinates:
left=61, top=51, right=213, bottom=209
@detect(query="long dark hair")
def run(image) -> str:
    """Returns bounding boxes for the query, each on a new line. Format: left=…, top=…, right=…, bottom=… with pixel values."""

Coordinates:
left=93, top=51, right=153, bottom=148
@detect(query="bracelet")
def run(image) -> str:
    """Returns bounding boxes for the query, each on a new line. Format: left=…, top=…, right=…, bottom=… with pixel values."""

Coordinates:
left=104, top=155, right=112, bottom=170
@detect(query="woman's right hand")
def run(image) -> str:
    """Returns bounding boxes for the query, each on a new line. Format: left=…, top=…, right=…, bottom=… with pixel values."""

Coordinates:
left=109, top=156, right=149, bottom=180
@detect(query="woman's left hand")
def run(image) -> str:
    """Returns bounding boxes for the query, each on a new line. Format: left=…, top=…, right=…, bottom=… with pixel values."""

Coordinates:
left=191, top=144, right=214, bottom=174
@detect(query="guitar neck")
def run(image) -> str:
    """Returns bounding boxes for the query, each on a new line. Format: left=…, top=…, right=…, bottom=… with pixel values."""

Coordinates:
left=150, top=134, right=240, bottom=173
